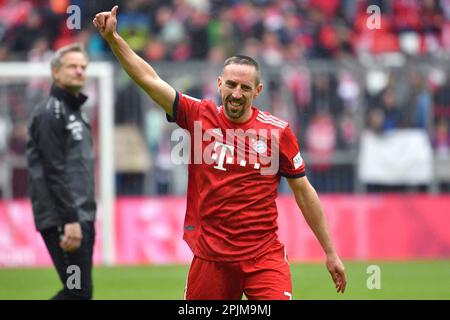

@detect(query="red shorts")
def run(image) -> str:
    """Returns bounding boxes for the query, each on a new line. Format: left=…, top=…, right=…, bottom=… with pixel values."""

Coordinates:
left=185, top=244, right=292, bottom=300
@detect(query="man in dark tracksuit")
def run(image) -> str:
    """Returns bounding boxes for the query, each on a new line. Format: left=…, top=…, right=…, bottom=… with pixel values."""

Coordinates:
left=26, top=43, right=96, bottom=300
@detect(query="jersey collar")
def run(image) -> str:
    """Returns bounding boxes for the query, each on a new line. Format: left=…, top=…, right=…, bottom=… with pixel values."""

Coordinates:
left=220, top=106, right=259, bottom=129
left=50, top=84, right=88, bottom=110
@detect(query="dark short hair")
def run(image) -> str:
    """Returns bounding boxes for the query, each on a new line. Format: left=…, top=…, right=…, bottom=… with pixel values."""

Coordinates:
left=223, top=55, right=261, bottom=85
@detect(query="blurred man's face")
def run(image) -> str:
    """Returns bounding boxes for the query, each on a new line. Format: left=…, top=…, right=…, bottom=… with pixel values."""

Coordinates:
left=52, top=51, right=87, bottom=95
left=218, top=63, right=262, bottom=123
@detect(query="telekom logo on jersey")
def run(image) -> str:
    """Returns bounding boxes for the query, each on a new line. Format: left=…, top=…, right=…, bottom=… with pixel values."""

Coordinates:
left=170, top=121, right=280, bottom=175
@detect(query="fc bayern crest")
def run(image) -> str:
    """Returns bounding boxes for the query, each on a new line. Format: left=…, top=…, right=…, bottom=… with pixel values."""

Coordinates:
left=252, top=139, right=267, bottom=154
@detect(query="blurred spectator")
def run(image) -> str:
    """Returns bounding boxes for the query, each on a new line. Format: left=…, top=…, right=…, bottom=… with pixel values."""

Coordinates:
left=9, top=120, right=27, bottom=198
left=378, top=86, right=402, bottom=131
left=0, top=43, right=11, bottom=61
left=305, top=111, right=340, bottom=191
left=434, top=118, right=450, bottom=158
left=337, top=111, right=358, bottom=149
left=48, top=0, right=69, bottom=15
left=26, top=37, right=53, bottom=106
left=186, top=9, right=209, bottom=59
left=310, top=0, right=340, bottom=19
left=145, top=106, right=164, bottom=161
left=306, top=112, right=337, bottom=170
left=1, top=0, right=449, bottom=62
left=144, top=39, right=168, bottom=61
left=260, top=31, right=283, bottom=66
left=309, top=72, right=339, bottom=117
left=207, top=45, right=226, bottom=63
left=278, top=11, right=302, bottom=47
left=240, top=37, right=261, bottom=60
left=422, top=0, right=445, bottom=35
left=0, top=111, right=11, bottom=154
left=155, top=6, right=185, bottom=49
left=337, top=70, right=360, bottom=113
left=392, top=0, right=422, bottom=33
left=208, top=8, right=239, bottom=57
left=433, top=74, right=450, bottom=125
left=27, top=37, right=53, bottom=62
left=117, top=3, right=152, bottom=54
left=366, top=108, right=385, bottom=134
left=0, top=0, right=32, bottom=30
left=421, top=0, right=445, bottom=52
left=7, top=8, right=42, bottom=57
left=76, top=28, right=105, bottom=59
left=154, top=130, right=173, bottom=195
left=441, top=0, right=450, bottom=20
left=401, top=71, right=432, bottom=130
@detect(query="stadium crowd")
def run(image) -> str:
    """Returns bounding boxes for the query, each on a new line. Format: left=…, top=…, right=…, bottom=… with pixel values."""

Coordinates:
left=1, top=0, right=450, bottom=196
left=1, top=0, right=450, bottom=61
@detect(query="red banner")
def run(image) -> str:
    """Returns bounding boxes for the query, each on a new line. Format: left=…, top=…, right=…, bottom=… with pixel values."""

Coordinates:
left=0, top=200, right=103, bottom=267
left=277, top=195, right=450, bottom=261
left=115, top=197, right=191, bottom=264
left=1, top=195, right=450, bottom=267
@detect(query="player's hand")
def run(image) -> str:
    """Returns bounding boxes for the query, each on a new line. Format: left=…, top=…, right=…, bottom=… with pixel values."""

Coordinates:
left=60, top=222, right=83, bottom=252
left=92, top=5, right=119, bottom=42
left=326, top=253, right=347, bottom=293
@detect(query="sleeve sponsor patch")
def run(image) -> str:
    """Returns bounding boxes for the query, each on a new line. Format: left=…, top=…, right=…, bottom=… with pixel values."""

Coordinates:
left=293, top=152, right=303, bottom=169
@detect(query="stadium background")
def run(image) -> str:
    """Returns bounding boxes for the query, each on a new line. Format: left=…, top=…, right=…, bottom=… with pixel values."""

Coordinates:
left=0, top=0, right=449, bottom=299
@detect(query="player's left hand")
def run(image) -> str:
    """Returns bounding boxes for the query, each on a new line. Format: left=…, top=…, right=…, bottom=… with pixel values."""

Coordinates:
left=92, top=5, right=119, bottom=42
left=60, top=222, right=83, bottom=252
left=326, top=253, right=347, bottom=293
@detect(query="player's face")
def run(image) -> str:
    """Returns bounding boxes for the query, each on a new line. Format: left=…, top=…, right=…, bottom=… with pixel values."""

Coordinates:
left=52, top=51, right=88, bottom=95
left=218, top=64, right=262, bottom=123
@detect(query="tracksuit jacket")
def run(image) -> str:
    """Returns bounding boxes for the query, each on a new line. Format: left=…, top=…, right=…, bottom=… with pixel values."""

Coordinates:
left=26, top=84, right=96, bottom=231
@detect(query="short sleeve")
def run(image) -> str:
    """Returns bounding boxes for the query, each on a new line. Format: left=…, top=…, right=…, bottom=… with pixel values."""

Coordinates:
left=166, top=92, right=202, bottom=130
left=279, top=125, right=306, bottom=178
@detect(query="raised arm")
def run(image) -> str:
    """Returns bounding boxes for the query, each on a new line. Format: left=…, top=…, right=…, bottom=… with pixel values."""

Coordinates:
left=93, top=6, right=176, bottom=116
left=287, top=176, right=347, bottom=293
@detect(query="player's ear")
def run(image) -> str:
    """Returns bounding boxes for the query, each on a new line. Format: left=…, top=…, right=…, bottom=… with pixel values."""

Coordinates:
left=254, top=83, right=263, bottom=98
left=217, top=76, right=223, bottom=92
left=51, top=67, right=59, bottom=82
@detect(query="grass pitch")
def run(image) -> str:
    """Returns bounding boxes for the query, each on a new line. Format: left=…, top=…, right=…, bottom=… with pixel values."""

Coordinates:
left=0, top=260, right=449, bottom=300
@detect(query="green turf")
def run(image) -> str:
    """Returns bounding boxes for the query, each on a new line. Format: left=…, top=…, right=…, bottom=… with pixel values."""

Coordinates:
left=0, top=260, right=449, bottom=300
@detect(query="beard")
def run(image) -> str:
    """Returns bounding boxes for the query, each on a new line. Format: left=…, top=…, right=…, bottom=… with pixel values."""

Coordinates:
left=224, top=98, right=247, bottom=120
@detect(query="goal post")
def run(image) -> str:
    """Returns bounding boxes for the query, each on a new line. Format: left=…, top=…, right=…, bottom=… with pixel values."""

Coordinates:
left=0, top=61, right=116, bottom=266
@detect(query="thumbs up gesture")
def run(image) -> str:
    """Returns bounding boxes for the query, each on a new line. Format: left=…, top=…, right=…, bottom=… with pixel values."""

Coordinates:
left=93, top=5, right=119, bottom=41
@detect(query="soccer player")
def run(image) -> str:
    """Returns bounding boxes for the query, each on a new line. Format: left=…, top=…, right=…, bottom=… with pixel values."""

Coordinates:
left=93, top=6, right=346, bottom=300
left=26, top=43, right=96, bottom=299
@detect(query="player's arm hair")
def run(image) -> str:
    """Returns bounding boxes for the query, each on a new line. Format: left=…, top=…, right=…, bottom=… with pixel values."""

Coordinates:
left=106, top=33, right=176, bottom=117
left=287, top=176, right=337, bottom=256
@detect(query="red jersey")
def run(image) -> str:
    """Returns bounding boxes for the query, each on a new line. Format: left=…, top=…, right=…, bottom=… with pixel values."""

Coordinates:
left=169, top=92, right=305, bottom=261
